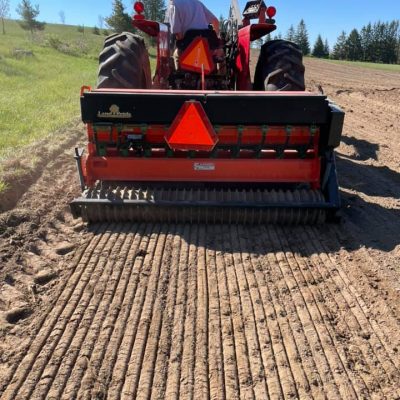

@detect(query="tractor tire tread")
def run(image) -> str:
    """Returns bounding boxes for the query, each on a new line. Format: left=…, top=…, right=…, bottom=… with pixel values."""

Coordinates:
left=97, top=32, right=151, bottom=89
left=254, top=39, right=305, bottom=91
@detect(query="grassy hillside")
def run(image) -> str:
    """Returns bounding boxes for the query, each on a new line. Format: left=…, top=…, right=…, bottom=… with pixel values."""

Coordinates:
left=0, top=20, right=106, bottom=161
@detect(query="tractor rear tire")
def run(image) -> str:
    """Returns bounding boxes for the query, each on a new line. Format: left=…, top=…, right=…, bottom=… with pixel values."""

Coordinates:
left=97, top=32, right=151, bottom=89
left=254, top=40, right=305, bottom=91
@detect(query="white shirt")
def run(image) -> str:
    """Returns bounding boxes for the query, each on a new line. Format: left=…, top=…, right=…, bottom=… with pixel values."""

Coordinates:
left=165, top=0, right=217, bottom=35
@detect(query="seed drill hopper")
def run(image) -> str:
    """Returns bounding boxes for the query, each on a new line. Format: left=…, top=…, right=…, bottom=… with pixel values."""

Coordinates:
left=70, top=1, right=344, bottom=224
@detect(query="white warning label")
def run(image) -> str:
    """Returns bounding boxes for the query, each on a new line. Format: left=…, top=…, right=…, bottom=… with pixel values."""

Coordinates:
left=194, top=163, right=215, bottom=171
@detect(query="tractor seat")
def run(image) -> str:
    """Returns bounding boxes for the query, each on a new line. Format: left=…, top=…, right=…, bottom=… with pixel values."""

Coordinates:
left=176, top=29, right=221, bottom=51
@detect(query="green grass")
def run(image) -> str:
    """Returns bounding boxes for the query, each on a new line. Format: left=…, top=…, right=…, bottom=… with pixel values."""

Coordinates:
left=0, top=19, right=107, bottom=59
left=0, top=180, right=9, bottom=194
left=312, top=57, right=400, bottom=72
left=0, top=20, right=157, bottom=161
left=0, top=19, right=106, bottom=160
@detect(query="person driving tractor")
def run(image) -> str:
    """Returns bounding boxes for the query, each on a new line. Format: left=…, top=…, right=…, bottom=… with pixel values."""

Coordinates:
left=165, top=0, right=220, bottom=69
left=165, top=0, right=220, bottom=40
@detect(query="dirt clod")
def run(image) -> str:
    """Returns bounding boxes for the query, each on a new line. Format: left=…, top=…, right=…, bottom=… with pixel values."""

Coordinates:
left=33, top=270, right=58, bottom=286
left=5, top=307, right=32, bottom=324
left=55, top=243, right=76, bottom=256
left=4, top=274, right=15, bottom=286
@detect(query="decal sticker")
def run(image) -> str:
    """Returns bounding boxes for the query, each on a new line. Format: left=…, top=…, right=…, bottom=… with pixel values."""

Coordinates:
left=98, top=104, right=132, bottom=119
left=194, top=163, right=215, bottom=171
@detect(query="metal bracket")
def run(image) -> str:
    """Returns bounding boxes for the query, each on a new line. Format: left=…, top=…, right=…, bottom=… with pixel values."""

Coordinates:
left=74, top=147, right=86, bottom=192
left=232, top=125, right=244, bottom=158
left=210, top=125, right=221, bottom=158
left=256, top=125, right=268, bottom=158
left=276, top=125, right=291, bottom=159
left=285, top=125, right=292, bottom=148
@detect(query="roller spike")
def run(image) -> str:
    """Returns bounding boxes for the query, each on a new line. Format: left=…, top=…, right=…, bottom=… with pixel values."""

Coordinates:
left=71, top=184, right=334, bottom=225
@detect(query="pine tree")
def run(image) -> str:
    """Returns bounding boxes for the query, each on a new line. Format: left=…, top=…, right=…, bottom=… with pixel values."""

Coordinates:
left=372, top=21, right=386, bottom=62
left=16, top=0, right=45, bottom=33
left=332, top=31, right=347, bottom=60
left=105, top=0, right=133, bottom=33
left=360, top=23, right=373, bottom=61
left=285, top=24, right=295, bottom=42
left=295, top=19, right=310, bottom=55
left=382, top=20, right=399, bottom=63
left=323, top=39, right=330, bottom=58
left=346, top=29, right=362, bottom=61
left=0, top=0, right=10, bottom=34
left=397, top=32, right=400, bottom=64
left=144, top=0, right=166, bottom=22
left=312, top=35, right=325, bottom=58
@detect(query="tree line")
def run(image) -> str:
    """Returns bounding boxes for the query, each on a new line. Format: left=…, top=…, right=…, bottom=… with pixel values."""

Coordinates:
left=260, top=20, right=400, bottom=64
left=332, top=21, right=400, bottom=64
left=281, top=19, right=399, bottom=64
left=259, top=19, right=400, bottom=65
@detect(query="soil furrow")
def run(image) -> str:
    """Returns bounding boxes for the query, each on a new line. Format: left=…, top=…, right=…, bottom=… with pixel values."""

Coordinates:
left=206, top=231, right=227, bottom=400
left=135, top=227, right=175, bottom=399
left=164, top=224, right=191, bottom=400
left=193, top=226, right=210, bottom=400
left=275, top=225, right=364, bottom=399
left=63, top=224, right=148, bottom=400
left=229, top=226, right=269, bottom=399
left=150, top=226, right=183, bottom=400
left=248, top=227, right=298, bottom=399
left=20, top=225, right=124, bottom=400
left=0, top=222, right=101, bottom=392
left=1, top=224, right=111, bottom=400
left=221, top=225, right=255, bottom=400
left=214, top=227, right=241, bottom=400
left=284, top=227, right=372, bottom=398
left=105, top=226, right=161, bottom=399
left=283, top=227, right=372, bottom=397
left=236, top=226, right=288, bottom=400
left=35, top=224, right=135, bottom=399
left=179, top=224, right=198, bottom=400
left=120, top=226, right=168, bottom=399
left=1, top=222, right=399, bottom=399
left=263, top=226, right=338, bottom=398
left=305, top=227, right=400, bottom=398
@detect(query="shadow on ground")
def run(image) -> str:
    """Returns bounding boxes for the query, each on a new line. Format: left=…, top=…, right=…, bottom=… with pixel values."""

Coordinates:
left=81, top=153, right=400, bottom=255
left=341, top=136, right=380, bottom=161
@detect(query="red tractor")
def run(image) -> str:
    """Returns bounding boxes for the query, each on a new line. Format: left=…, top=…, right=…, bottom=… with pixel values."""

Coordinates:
left=70, top=1, right=344, bottom=224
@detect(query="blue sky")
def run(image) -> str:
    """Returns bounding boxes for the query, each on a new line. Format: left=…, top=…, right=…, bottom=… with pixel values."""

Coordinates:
left=7, top=0, right=400, bottom=47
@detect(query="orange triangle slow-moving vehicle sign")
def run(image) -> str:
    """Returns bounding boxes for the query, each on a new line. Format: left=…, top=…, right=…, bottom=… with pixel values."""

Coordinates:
left=179, top=37, right=215, bottom=75
left=166, top=101, right=218, bottom=151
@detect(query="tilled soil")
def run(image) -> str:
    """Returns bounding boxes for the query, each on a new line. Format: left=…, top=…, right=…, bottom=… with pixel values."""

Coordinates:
left=0, top=59, right=400, bottom=399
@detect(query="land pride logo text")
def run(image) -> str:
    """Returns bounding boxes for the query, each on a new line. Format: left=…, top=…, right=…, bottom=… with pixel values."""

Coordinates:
left=97, top=104, right=132, bottom=119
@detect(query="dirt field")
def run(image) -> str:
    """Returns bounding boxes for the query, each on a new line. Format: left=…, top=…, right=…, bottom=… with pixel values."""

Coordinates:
left=0, top=58, right=399, bottom=399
